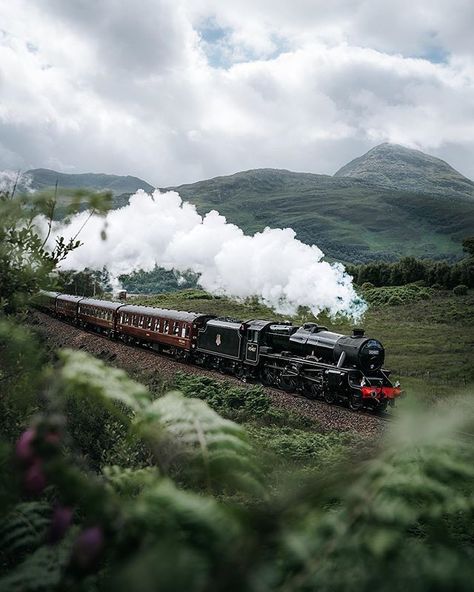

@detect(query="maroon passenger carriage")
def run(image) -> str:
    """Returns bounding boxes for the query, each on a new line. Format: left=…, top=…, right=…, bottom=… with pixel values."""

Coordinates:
left=77, top=298, right=123, bottom=336
left=115, top=304, right=213, bottom=360
left=56, top=294, right=84, bottom=320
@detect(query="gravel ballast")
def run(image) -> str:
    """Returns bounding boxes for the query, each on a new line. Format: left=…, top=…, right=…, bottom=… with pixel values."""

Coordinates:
left=28, top=311, right=386, bottom=436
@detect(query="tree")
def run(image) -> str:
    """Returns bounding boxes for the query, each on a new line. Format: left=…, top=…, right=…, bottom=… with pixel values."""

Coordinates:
left=0, top=176, right=111, bottom=312
left=462, top=236, right=474, bottom=258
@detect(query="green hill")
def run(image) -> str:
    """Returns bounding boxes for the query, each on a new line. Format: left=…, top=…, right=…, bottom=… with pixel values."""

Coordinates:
left=25, top=168, right=154, bottom=195
left=167, top=168, right=474, bottom=263
left=335, top=143, right=474, bottom=199
left=14, top=144, right=474, bottom=262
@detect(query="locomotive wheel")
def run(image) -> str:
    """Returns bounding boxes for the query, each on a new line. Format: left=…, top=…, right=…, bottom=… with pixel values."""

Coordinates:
left=348, top=393, right=363, bottom=411
left=324, top=390, right=336, bottom=404
left=261, top=367, right=276, bottom=387
left=303, top=381, right=320, bottom=399
left=280, top=376, right=298, bottom=393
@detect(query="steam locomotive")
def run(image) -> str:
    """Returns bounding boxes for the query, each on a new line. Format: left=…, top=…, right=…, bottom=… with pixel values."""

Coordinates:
left=36, top=291, right=402, bottom=412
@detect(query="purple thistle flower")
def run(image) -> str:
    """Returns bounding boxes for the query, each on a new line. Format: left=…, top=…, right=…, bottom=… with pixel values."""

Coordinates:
left=72, top=526, right=105, bottom=571
left=48, top=506, right=74, bottom=544
left=23, top=459, right=47, bottom=495
left=15, top=428, right=37, bottom=465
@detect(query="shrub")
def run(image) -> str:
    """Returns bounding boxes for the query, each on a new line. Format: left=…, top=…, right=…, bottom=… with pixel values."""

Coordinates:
left=387, top=295, right=404, bottom=306
left=453, top=284, right=468, bottom=296
left=361, top=284, right=433, bottom=307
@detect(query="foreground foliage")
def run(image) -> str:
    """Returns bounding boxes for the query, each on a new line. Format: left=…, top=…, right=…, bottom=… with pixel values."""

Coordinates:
left=1, top=180, right=473, bottom=590
left=1, top=325, right=474, bottom=591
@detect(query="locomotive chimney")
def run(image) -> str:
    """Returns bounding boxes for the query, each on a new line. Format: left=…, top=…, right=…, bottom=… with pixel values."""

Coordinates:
left=352, top=328, right=365, bottom=338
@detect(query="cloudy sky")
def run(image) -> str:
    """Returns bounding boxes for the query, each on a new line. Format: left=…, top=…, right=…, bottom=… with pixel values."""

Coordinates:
left=1, top=0, right=473, bottom=185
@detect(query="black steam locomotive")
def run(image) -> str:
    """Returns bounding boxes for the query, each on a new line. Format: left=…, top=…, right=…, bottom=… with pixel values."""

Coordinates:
left=36, top=291, right=402, bottom=412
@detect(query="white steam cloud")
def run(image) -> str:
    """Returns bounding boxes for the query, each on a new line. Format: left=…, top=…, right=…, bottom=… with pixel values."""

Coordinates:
left=44, top=190, right=366, bottom=319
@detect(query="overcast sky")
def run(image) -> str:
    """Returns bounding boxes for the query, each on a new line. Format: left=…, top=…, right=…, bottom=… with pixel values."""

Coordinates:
left=1, top=0, right=473, bottom=185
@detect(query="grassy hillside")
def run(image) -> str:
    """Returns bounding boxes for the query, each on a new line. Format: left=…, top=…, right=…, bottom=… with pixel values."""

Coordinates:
left=22, top=168, right=154, bottom=219
left=335, top=143, right=474, bottom=199
left=25, top=168, right=154, bottom=195
left=18, top=143, right=474, bottom=262
left=168, top=169, right=474, bottom=263
left=131, top=287, right=474, bottom=392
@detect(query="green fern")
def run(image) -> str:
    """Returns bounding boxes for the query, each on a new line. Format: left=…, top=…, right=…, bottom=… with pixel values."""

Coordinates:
left=0, top=532, right=75, bottom=592
left=136, top=391, right=264, bottom=494
left=128, top=478, right=240, bottom=555
left=103, top=465, right=160, bottom=497
left=58, top=349, right=150, bottom=413
left=0, top=502, right=51, bottom=563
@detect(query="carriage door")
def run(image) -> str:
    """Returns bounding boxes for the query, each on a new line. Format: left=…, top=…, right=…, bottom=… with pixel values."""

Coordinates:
left=245, top=329, right=259, bottom=364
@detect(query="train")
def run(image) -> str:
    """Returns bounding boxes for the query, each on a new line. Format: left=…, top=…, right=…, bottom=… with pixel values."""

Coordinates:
left=35, top=290, right=402, bottom=412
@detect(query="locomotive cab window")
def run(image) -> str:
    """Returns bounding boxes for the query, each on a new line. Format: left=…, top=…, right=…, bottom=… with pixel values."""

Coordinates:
left=247, top=330, right=258, bottom=343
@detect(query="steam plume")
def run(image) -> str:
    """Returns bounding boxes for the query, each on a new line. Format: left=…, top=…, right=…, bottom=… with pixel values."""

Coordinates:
left=45, top=189, right=366, bottom=319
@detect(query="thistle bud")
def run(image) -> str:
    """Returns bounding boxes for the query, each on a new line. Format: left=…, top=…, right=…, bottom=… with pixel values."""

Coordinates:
left=15, top=428, right=37, bottom=465
left=48, top=506, right=74, bottom=544
left=72, top=526, right=104, bottom=571
left=23, top=459, right=47, bottom=495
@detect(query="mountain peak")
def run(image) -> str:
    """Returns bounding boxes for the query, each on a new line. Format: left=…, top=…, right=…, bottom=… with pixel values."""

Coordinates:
left=334, top=143, right=474, bottom=198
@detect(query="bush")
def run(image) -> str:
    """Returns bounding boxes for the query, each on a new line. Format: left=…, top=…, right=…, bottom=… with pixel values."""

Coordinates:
left=361, top=284, right=433, bottom=307
left=453, top=284, right=468, bottom=296
left=173, top=373, right=271, bottom=421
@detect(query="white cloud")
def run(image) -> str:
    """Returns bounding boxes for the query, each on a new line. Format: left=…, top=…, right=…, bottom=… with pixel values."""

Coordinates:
left=0, top=0, right=473, bottom=184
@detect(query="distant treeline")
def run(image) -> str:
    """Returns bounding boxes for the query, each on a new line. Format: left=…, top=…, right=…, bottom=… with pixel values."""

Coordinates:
left=119, top=266, right=199, bottom=294
left=347, top=255, right=473, bottom=289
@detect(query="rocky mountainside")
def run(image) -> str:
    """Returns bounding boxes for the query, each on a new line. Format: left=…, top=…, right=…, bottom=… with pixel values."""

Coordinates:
left=334, top=143, right=474, bottom=199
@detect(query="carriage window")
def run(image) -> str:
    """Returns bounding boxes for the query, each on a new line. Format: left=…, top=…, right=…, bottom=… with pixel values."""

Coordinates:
left=139, top=316, right=144, bottom=328
left=181, top=325, right=186, bottom=338
left=146, top=317, right=152, bottom=329
left=173, top=322, right=180, bottom=335
left=164, top=320, right=170, bottom=333
left=185, top=325, right=190, bottom=338
left=132, top=315, right=138, bottom=326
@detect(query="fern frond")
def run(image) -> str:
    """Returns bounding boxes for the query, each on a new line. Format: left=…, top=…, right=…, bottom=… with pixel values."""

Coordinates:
left=0, top=532, right=75, bottom=592
left=0, top=502, right=51, bottom=562
left=130, top=479, right=240, bottom=552
left=103, top=465, right=160, bottom=497
left=136, top=392, right=263, bottom=494
left=58, top=349, right=150, bottom=413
